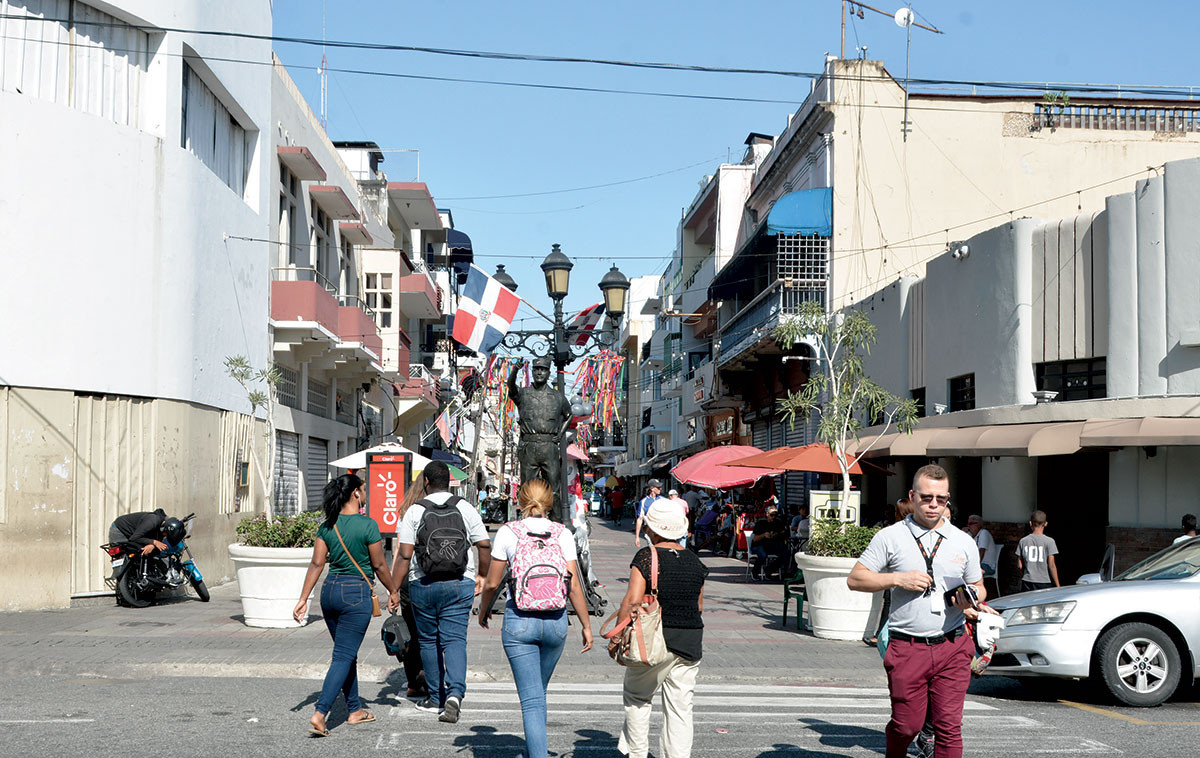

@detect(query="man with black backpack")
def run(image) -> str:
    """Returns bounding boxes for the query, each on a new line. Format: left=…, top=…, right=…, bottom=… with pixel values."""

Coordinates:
left=394, top=461, right=491, bottom=723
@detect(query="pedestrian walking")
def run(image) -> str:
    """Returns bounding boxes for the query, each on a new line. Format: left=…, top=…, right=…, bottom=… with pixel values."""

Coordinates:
left=390, top=477, right=430, bottom=700
left=633, top=479, right=662, bottom=547
left=1017, top=510, right=1059, bottom=591
left=293, top=474, right=401, bottom=737
left=847, top=464, right=985, bottom=758
left=618, top=498, right=708, bottom=758
left=393, top=461, right=492, bottom=723
left=477, top=479, right=594, bottom=758
left=611, top=486, right=626, bottom=526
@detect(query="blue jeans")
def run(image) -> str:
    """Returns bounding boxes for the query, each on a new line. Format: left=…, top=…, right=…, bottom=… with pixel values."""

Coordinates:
left=502, top=605, right=568, bottom=758
left=410, top=576, right=475, bottom=706
left=316, top=575, right=373, bottom=715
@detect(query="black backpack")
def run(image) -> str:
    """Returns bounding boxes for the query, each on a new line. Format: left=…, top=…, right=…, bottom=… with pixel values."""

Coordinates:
left=415, top=496, right=471, bottom=580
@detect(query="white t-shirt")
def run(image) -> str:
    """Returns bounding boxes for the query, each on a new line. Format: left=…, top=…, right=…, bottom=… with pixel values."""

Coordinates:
left=491, top=518, right=578, bottom=563
left=398, top=491, right=490, bottom=581
left=1173, top=534, right=1196, bottom=544
left=975, top=527, right=999, bottom=569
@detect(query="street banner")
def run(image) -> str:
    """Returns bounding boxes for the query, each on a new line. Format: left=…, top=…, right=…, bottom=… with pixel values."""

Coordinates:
left=366, top=452, right=412, bottom=537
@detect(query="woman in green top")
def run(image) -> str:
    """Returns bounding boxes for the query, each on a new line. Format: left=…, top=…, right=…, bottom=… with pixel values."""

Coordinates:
left=294, top=474, right=401, bottom=736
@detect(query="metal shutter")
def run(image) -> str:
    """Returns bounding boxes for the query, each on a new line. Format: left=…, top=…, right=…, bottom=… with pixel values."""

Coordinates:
left=751, top=419, right=768, bottom=450
left=274, top=431, right=300, bottom=516
left=784, top=419, right=809, bottom=512
left=305, top=437, right=329, bottom=511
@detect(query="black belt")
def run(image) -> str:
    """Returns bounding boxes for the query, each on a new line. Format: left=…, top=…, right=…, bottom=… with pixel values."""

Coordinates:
left=889, top=626, right=965, bottom=646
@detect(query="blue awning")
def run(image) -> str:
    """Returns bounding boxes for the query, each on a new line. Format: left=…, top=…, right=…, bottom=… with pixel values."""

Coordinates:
left=431, top=449, right=465, bottom=466
left=766, top=187, right=833, bottom=237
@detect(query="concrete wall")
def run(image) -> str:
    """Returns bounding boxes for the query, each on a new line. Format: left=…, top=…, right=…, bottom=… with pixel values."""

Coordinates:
left=923, top=219, right=1037, bottom=410
left=0, top=1, right=274, bottom=414
left=1108, top=446, right=1200, bottom=528
left=0, top=387, right=261, bottom=610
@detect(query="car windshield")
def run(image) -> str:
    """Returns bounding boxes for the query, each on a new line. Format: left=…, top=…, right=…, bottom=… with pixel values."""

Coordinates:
left=1114, top=538, right=1200, bottom=582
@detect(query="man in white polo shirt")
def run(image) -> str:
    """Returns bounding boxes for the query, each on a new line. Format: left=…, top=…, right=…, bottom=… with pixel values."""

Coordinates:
left=848, top=464, right=984, bottom=758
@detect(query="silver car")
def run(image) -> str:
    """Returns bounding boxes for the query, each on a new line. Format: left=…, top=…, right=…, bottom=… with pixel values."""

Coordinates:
left=986, top=536, right=1200, bottom=706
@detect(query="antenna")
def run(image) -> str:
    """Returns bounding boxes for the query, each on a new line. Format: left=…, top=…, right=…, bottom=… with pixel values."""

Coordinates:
left=895, top=6, right=914, bottom=141
left=319, top=0, right=328, bottom=129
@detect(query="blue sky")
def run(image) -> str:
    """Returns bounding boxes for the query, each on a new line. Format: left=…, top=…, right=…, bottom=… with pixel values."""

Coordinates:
left=273, top=0, right=1200, bottom=324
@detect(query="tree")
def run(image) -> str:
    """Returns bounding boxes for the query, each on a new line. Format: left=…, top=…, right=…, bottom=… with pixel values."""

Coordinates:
left=225, top=355, right=282, bottom=519
left=773, top=301, right=918, bottom=508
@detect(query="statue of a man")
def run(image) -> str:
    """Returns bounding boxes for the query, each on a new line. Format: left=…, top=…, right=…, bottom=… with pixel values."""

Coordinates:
left=508, top=356, right=572, bottom=508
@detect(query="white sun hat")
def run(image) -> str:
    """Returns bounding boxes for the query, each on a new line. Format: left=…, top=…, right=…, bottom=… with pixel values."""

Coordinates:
left=644, top=497, right=688, bottom=541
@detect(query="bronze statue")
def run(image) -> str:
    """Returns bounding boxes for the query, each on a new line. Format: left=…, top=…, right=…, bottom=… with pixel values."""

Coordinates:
left=508, top=356, right=572, bottom=514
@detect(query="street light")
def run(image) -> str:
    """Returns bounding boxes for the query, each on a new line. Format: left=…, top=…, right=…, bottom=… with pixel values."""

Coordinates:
left=493, top=264, right=518, bottom=292
left=598, top=264, right=630, bottom=320
left=540, top=243, right=573, bottom=300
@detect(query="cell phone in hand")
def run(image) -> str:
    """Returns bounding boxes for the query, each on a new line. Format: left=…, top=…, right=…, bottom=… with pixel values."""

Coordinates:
left=943, top=584, right=980, bottom=611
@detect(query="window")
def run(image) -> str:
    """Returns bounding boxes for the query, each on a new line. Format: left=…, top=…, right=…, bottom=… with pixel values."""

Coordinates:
left=777, top=234, right=830, bottom=288
left=949, top=374, right=975, bottom=412
left=911, top=387, right=926, bottom=417
left=182, top=63, right=250, bottom=195
left=310, top=200, right=332, bottom=287
left=278, top=163, right=303, bottom=266
left=363, top=271, right=393, bottom=330
left=0, top=0, right=149, bottom=128
left=1035, top=358, right=1106, bottom=401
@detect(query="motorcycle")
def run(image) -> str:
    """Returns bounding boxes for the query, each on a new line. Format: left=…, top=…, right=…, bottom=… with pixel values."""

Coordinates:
left=101, top=513, right=209, bottom=607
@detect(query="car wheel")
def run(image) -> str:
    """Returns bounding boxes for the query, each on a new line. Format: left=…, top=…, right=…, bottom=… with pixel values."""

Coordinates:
left=1095, top=622, right=1181, bottom=707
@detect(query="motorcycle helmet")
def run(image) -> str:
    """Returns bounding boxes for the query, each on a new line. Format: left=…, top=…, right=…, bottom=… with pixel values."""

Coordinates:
left=161, top=517, right=185, bottom=546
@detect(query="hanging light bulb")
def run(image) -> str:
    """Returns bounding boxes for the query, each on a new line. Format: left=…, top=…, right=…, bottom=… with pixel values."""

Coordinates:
left=857, top=5, right=865, bottom=18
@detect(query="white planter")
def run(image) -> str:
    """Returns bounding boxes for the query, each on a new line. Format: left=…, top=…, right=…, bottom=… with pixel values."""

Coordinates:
left=796, top=552, right=884, bottom=641
left=229, top=543, right=315, bottom=628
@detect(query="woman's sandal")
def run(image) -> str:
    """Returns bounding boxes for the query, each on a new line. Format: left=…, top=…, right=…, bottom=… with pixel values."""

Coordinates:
left=348, top=711, right=376, bottom=725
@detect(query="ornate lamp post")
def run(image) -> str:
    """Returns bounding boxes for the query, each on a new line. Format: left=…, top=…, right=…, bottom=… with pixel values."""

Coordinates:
left=497, top=244, right=630, bottom=527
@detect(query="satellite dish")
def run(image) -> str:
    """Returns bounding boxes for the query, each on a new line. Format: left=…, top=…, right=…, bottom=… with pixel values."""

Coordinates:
left=894, top=7, right=914, bottom=27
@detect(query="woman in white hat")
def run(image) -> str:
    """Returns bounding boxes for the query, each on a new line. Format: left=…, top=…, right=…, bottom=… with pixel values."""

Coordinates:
left=616, top=497, right=709, bottom=758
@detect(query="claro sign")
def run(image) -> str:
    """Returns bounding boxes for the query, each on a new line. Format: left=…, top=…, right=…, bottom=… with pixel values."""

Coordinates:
left=366, top=452, right=412, bottom=537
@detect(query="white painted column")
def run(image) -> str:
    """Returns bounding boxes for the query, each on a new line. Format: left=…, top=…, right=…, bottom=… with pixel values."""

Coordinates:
left=1163, top=158, right=1200, bottom=393
left=1134, top=176, right=1167, bottom=395
left=1105, top=192, right=1138, bottom=397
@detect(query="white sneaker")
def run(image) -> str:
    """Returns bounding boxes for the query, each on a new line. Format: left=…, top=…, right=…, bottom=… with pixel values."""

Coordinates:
left=439, top=695, right=461, bottom=723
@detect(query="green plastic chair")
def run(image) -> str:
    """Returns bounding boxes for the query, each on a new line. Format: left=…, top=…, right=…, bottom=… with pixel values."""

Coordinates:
left=781, top=568, right=806, bottom=629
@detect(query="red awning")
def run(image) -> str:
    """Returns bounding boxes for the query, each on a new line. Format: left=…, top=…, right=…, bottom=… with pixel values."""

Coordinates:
left=672, top=445, right=782, bottom=489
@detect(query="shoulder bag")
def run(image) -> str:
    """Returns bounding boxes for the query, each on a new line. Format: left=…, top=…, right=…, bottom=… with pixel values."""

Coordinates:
left=600, top=547, right=670, bottom=667
left=333, top=522, right=381, bottom=617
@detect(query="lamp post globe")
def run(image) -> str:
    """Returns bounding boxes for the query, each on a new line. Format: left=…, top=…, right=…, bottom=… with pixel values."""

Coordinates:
left=598, top=264, right=630, bottom=320
left=493, top=264, right=518, bottom=292
left=540, top=243, right=573, bottom=300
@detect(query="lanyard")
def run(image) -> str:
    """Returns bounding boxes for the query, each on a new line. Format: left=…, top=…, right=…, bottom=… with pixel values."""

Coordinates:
left=911, top=527, right=944, bottom=596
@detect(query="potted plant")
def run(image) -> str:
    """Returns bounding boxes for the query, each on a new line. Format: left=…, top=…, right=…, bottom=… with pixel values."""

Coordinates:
left=796, top=519, right=884, bottom=640
left=229, top=511, right=323, bottom=628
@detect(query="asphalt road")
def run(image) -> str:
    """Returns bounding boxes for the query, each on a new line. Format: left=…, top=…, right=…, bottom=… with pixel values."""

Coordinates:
left=5, top=673, right=1199, bottom=757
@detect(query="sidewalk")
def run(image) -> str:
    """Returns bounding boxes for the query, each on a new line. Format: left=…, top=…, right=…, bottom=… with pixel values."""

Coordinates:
left=3, top=517, right=884, bottom=686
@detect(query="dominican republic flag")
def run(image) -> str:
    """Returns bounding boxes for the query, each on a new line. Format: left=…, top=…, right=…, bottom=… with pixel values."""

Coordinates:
left=452, top=264, right=520, bottom=354
left=568, top=303, right=605, bottom=346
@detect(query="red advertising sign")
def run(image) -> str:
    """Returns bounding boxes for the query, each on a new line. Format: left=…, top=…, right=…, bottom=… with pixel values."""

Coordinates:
left=366, top=452, right=411, bottom=537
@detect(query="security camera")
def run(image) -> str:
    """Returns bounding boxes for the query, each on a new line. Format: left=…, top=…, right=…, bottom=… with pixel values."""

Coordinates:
left=950, top=243, right=970, bottom=261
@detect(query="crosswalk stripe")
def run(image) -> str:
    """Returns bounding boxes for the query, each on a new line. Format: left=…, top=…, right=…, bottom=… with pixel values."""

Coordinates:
left=388, top=694, right=996, bottom=710
left=468, top=682, right=893, bottom=696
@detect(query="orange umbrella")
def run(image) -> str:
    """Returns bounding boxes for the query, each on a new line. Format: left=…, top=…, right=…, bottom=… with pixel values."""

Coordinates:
left=727, top=443, right=862, bottom=475
left=724, top=446, right=797, bottom=469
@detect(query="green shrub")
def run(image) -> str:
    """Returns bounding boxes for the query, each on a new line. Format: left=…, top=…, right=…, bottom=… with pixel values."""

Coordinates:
left=235, top=511, right=323, bottom=548
left=804, top=518, right=880, bottom=558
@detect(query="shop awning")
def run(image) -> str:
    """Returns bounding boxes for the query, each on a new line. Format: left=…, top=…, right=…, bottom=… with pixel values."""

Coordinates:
left=848, top=428, right=943, bottom=459
left=974, top=422, right=1084, bottom=457
left=1079, top=417, right=1200, bottom=447
left=767, top=187, right=833, bottom=236
left=925, top=427, right=992, bottom=457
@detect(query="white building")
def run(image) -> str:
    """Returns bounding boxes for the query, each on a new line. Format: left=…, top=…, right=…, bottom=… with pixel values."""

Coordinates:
left=851, top=157, right=1200, bottom=582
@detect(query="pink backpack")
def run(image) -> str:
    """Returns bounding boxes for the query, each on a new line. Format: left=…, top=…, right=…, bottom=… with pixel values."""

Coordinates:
left=507, top=520, right=570, bottom=612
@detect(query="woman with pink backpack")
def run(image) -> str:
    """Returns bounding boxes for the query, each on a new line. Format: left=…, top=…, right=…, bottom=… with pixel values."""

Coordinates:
left=478, top=479, right=594, bottom=758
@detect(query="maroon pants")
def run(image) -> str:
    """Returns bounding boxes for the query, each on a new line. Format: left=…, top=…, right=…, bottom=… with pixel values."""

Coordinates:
left=882, top=632, right=973, bottom=758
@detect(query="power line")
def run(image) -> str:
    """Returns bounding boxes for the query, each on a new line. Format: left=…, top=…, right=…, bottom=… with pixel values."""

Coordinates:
left=437, top=155, right=727, bottom=200
left=7, top=14, right=1200, bottom=99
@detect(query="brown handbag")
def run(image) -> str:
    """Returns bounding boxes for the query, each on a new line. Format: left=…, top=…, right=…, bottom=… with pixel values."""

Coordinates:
left=600, top=546, right=670, bottom=667
left=333, top=523, right=381, bottom=617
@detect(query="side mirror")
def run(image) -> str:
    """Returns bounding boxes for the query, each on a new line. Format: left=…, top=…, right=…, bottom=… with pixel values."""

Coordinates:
left=1098, top=543, right=1116, bottom=582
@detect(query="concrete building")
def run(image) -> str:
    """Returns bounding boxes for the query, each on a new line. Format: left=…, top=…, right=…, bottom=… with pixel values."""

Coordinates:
left=613, top=275, right=663, bottom=481
left=700, top=57, right=1200, bottom=514
left=849, top=156, right=1200, bottom=584
left=0, top=0, right=276, bottom=608
left=0, top=2, right=454, bottom=609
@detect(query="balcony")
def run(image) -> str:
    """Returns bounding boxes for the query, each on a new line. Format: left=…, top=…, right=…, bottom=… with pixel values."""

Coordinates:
left=271, top=269, right=340, bottom=336
left=680, top=255, right=715, bottom=316
left=394, top=364, right=439, bottom=428
left=715, top=280, right=825, bottom=370
left=398, top=269, right=441, bottom=319
left=337, top=296, right=383, bottom=359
